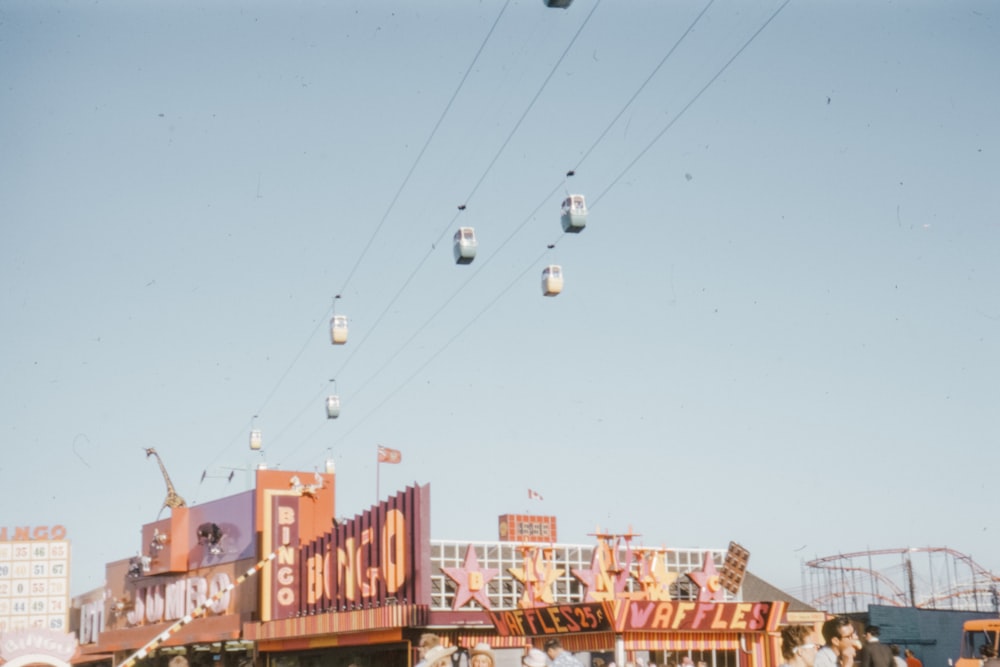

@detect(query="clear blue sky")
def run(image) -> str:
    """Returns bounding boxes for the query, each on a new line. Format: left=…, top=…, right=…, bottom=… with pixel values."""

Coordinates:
left=2, top=0, right=997, bottom=600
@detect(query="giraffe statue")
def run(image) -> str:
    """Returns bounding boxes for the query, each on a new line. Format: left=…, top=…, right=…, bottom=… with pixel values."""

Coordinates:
left=145, top=448, right=187, bottom=514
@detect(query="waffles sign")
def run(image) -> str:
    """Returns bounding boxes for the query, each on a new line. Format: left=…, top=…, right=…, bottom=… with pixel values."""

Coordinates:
left=488, top=602, right=613, bottom=636
left=611, top=600, right=781, bottom=632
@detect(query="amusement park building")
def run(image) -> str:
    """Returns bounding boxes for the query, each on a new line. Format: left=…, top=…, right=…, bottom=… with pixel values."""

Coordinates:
left=63, top=468, right=812, bottom=667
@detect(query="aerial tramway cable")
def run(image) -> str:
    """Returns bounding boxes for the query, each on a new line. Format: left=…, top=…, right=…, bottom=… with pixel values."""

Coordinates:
left=280, top=1, right=796, bottom=468
left=590, top=0, right=793, bottom=209
left=248, top=0, right=795, bottom=472
left=259, top=5, right=604, bottom=461
left=204, top=1, right=517, bottom=465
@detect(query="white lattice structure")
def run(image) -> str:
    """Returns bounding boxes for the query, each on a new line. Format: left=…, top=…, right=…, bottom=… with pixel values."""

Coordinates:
left=430, top=540, right=732, bottom=611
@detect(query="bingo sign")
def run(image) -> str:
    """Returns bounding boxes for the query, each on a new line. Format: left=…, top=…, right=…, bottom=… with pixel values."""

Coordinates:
left=0, top=526, right=71, bottom=632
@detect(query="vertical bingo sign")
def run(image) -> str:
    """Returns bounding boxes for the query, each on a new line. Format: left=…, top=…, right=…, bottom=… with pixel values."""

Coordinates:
left=0, top=526, right=71, bottom=632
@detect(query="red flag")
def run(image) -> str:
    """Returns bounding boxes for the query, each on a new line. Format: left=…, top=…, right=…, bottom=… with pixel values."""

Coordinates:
left=377, top=445, right=402, bottom=464
left=528, top=488, right=543, bottom=501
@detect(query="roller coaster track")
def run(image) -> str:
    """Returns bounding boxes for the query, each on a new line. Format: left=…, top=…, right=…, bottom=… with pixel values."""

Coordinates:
left=802, top=547, right=1000, bottom=613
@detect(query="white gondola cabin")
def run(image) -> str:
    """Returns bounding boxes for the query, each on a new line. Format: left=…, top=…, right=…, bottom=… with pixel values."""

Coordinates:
left=325, top=395, right=341, bottom=419
left=249, top=429, right=263, bottom=451
left=561, top=194, right=587, bottom=233
left=453, top=227, right=477, bottom=264
left=330, top=314, right=348, bottom=345
left=542, top=265, right=563, bottom=296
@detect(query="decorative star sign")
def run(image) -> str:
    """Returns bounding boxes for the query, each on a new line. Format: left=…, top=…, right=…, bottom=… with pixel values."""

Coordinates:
left=509, top=548, right=564, bottom=608
left=534, top=550, right=564, bottom=605
left=442, top=544, right=499, bottom=610
left=633, top=549, right=677, bottom=601
left=686, top=551, right=726, bottom=602
left=572, top=542, right=616, bottom=602
left=613, top=538, right=636, bottom=596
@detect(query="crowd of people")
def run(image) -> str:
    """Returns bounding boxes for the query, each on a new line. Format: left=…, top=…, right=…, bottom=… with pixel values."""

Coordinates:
left=414, top=635, right=587, bottom=667
left=779, top=619, right=925, bottom=667
left=413, top=621, right=941, bottom=667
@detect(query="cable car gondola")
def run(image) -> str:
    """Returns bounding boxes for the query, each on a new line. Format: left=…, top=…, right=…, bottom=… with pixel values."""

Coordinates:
left=453, top=227, right=477, bottom=264
left=544, top=0, right=573, bottom=7
left=330, top=314, right=348, bottom=345
left=249, top=429, right=263, bottom=451
left=542, top=265, right=563, bottom=296
left=325, top=395, right=340, bottom=419
left=561, top=194, right=587, bottom=233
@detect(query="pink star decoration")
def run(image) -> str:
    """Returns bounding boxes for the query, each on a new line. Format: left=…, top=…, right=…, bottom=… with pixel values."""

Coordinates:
left=571, top=544, right=616, bottom=601
left=632, top=548, right=677, bottom=601
left=442, top=544, right=499, bottom=611
left=509, top=547, right=564, bottom=608
left=686, top=551, right=726, bottom=602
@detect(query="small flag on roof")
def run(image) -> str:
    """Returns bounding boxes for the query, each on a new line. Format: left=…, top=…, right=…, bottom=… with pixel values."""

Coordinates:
left=377, top=445, right=402, bottom=464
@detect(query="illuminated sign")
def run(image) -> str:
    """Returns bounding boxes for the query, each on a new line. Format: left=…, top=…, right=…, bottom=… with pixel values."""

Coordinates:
left=0, top=628, right=77, bottom=667
left=786, top=611, right=825, bottom=624
left=300, top=484, right=430, bottom=613
left=0, top=535, right=70, bottom=633
left=441, top=545, right=498, bottom=610
left=719, top=542, right=750, bottom=594
left=509, top=547, right=563, bottom=608
left=488, top=602, right=613, bottom=636
left=611, top=601, right=778, bottom=632
left=124, top=573, right=233, bottom=626
left=271, top=496, right=299, bottom=620
left=498, top=515, right=557, bottom=543
left=0, top=527, right=67, bottom=541
left=77, top=601, right=103, bottom=645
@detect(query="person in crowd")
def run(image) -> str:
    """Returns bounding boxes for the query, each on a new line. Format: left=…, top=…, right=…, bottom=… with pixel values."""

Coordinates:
left=470, top=644, right=495, bottom=667
left=816, top=616, right=861, bottom=667
left=524, top=648, right=549, bottom=667
left=545, top=639, right=584, bottom=667
left=889, top=645, right=906, bottom=667
left=417, top=634, right=443, bottom=667
left=859, top=625, right=894, bottom=667
left=423, top=645, right=458, bottom=667
left=780, top=624, right=825, bottom=667
left=903, top=649, right=922, bottom=667
left=980, top=645, right=1000, bottom=667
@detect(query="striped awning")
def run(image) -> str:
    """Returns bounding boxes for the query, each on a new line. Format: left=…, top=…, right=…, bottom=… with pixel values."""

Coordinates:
left=622, top=632, right=742, bottom=651
left=435, top=632, right=614, bottom=652
left=70, top=653, right=114, bottom=665
left=558, top=633, right=617, bottom=652
left=436, top=632, right=533, bottom=650
left=248, top=604, right=427, bottom=641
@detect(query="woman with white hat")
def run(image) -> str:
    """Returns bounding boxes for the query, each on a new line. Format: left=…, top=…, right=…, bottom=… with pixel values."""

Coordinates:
left=523, top=648, right=549, bottom=667
left=470, top=644, right=496, bottom=667
left=424, top=645, right=459, bottom=667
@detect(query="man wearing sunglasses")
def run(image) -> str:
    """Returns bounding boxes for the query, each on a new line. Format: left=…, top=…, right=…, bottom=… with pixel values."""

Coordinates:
left=816, top=617, right=862, bottom=667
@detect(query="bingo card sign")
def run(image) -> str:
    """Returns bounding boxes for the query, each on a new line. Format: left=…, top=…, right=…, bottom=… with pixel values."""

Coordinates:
left=0, top=526, right=70, bottom=632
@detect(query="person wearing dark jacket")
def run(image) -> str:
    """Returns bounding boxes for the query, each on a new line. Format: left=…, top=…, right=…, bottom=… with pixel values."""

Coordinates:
left=859, top=626, right=895, bottom=667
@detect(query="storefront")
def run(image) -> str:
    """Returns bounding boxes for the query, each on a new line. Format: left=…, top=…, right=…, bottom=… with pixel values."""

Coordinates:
left=248, top=483, right=785, bottom=667
left=72, top=470, right=336, bottom=667
left=70, top=472, right=799, bottom=667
